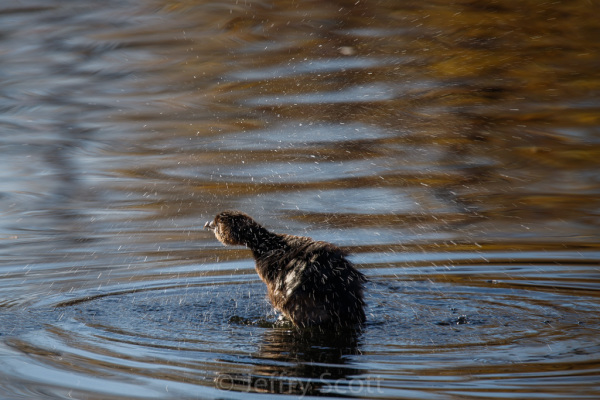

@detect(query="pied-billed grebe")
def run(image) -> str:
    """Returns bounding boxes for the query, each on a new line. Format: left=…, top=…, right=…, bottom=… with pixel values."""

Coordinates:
left=205, top=210, right=366, bottom=329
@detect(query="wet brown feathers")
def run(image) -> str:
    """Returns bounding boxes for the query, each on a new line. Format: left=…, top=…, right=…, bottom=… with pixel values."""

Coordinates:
left=205, top=210, right=366, bottom=329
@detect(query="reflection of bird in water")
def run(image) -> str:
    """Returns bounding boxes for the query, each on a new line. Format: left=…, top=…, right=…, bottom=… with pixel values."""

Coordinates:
left=215, top=326, right=364, bottom=395
left=205, top=210, right=366, bottom=329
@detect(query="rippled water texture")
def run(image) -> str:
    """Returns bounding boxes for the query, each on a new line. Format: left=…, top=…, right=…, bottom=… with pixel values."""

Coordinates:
left=1, top=1, right=599, bottom=399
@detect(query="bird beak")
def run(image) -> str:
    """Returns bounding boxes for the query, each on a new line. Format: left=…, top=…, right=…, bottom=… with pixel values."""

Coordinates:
left=204, top=220, right=215, bottom=230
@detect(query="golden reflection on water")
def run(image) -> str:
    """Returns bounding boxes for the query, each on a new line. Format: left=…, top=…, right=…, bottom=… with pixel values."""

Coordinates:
left=82, top=0, right=599, bottom=252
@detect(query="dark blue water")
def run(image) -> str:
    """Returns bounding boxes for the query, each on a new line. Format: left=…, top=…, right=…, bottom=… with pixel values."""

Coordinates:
left=1, top=1, right=599, bottom=399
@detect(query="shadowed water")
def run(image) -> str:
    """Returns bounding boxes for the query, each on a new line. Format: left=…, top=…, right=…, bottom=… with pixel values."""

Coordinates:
left=1, top=0, right=599, bottom=399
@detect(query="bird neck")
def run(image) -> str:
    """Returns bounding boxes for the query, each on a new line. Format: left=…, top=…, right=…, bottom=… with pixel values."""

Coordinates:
left=246, top=228, right=286, bottom=257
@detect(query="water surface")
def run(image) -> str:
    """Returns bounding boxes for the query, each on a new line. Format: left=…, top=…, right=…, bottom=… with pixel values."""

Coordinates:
left=1, top=0, right=599, bottom=399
